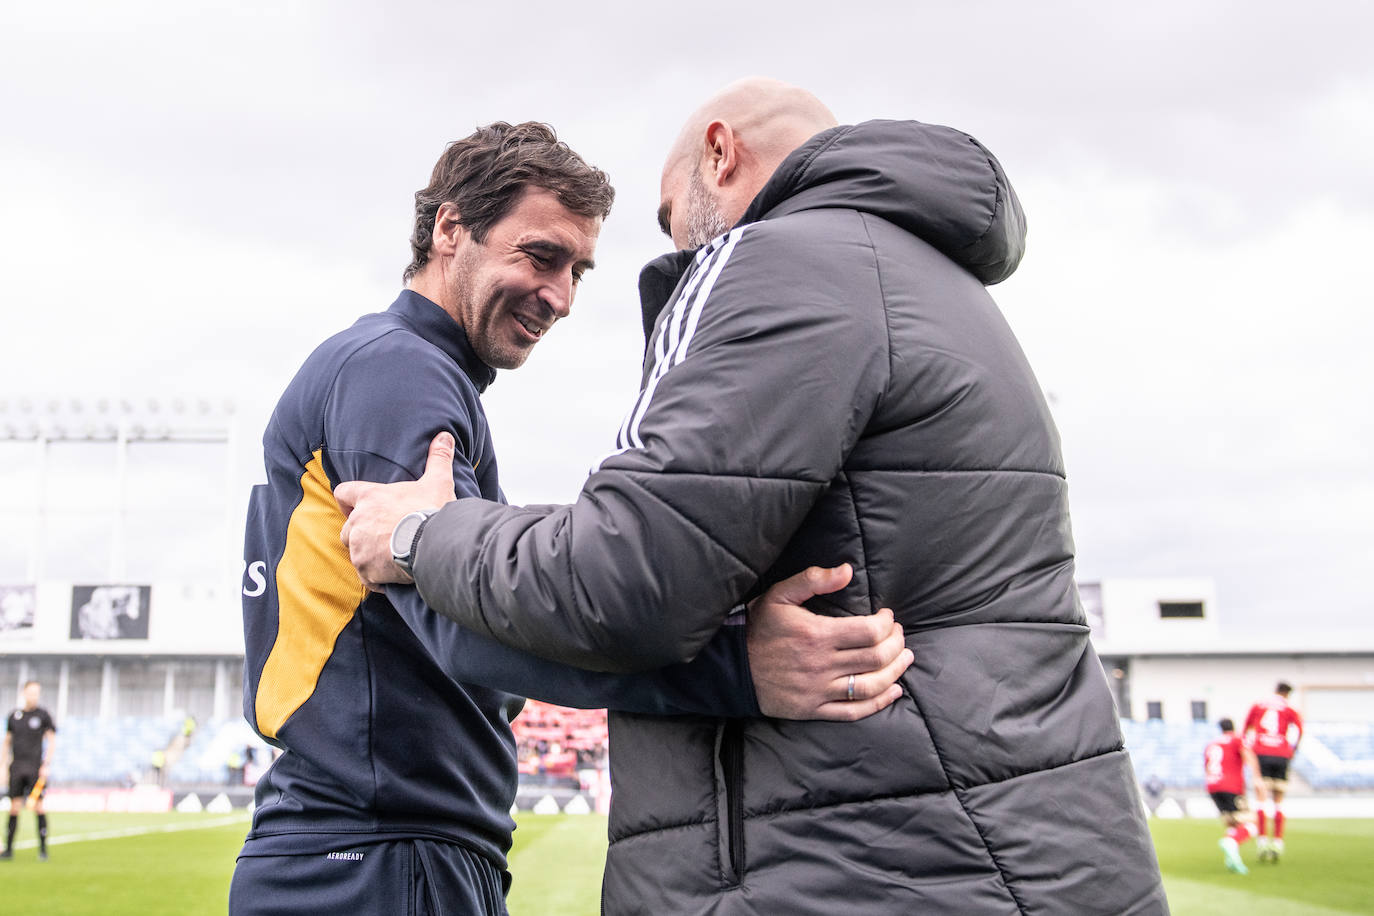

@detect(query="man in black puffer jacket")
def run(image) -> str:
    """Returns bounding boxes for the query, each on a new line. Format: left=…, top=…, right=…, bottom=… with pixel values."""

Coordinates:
left=340, top=78, right=1169, bottom=914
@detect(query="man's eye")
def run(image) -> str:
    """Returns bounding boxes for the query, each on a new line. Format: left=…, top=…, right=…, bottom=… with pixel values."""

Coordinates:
left=525, top=249, right=550, bottom=266
left=571, top=269, right=585, bottom=284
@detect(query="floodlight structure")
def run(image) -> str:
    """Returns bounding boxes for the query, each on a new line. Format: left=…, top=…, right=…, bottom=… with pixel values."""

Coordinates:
left=0, top=396, right=238, bottom=583
left=0, top=396, right=247, bottom=723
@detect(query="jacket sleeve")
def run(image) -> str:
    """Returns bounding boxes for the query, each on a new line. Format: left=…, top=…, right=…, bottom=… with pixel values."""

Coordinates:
left=414, top=219, right=890, bottom=672
left=386, top=583, right=758, bottom=715
left=323, top=330, right=761, bottom=715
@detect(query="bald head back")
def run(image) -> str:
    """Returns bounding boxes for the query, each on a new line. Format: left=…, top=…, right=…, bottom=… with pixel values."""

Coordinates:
left=667, top=78, right=838, bottom=175
left=658, top=78, right=838, bottom=249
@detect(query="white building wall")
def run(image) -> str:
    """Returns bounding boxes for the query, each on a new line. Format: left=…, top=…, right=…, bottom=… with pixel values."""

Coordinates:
left=15, top=580, right=244, bottom=655
left=1127, top=654, right=1374, bottom=724
left=1092, top=577, right=1220, bottom=656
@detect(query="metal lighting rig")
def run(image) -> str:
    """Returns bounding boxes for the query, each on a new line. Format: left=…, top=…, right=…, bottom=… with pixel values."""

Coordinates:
left=0, top=396, right=238, bottom=583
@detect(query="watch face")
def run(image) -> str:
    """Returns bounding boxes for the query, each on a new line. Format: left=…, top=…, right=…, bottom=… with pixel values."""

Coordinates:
left=390, top=512, right=424, bottom=560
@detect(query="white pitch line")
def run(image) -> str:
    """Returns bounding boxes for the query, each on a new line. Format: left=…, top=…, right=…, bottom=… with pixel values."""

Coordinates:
left=8, top=813, right=249, bottom=850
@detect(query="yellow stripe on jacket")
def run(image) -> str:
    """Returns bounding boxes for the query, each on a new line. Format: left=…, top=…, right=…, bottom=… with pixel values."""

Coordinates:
left=255, top=449, right=367, bottom=738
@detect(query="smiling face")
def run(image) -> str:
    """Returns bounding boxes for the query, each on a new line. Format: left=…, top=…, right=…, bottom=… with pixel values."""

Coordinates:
left=444, top=186, right=600, bottom=369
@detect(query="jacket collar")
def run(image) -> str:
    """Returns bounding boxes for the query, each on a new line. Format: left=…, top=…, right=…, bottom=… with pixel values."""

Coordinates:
left=639, top=120, right=1027, bottom=321
left=636, top=249, right=697, bottom=346
left=388, top=290, right=498, bottom=393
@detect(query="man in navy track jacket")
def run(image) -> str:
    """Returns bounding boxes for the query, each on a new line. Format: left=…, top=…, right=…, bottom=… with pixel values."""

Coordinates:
left=230, top=121, right=911, bottom=915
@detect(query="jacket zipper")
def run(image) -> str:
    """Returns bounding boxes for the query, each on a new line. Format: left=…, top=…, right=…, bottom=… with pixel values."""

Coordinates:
left=720, top=719, right=746, bottom=883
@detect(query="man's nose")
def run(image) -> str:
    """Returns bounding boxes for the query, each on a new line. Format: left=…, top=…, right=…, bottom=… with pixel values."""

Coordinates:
left=540, top=273, right=574, bottom=318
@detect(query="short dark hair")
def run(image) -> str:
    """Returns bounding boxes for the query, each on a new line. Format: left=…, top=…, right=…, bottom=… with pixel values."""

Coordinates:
left=1218, top=718, right=1234, bottom=732
left=1276, top=681, right=1292, bottom=696
left=404, top=121, right=615, bottom=282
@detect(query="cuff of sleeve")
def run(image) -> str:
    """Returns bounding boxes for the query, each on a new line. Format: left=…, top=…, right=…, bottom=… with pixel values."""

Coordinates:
left=725, top=610, right=762, bottom=717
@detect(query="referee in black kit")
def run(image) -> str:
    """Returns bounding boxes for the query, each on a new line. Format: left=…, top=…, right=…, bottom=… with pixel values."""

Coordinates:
left=3, top=679, right=56, bottom=861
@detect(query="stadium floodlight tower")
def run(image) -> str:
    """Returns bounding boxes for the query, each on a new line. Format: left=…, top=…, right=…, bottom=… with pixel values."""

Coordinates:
left=0, top=396, right=238, bottom=585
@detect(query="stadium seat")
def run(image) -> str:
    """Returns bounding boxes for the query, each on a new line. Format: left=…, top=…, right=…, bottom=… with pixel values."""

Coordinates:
left=51, top=716, right=181, bottom=785
left=1120, top=718, right=1374, bottom=792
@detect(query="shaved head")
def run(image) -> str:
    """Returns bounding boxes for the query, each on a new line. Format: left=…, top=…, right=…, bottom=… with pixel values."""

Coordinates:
left=659, top=78, right=838, bottom=249
left=664, top=77, right=838, bottom=181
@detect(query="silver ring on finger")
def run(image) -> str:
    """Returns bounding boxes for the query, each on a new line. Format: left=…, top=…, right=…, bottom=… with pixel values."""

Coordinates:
left=846, top=673, right=856, bottom=702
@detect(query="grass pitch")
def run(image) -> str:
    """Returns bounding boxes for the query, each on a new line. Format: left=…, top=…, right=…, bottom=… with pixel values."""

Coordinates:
left=1149, top=817, right=1374, bottom=915
left=0, top=810, right=604, bottom=916
left=0, top=810, right=1369, bottom=914
left=0, top=811, right=250, bottom=915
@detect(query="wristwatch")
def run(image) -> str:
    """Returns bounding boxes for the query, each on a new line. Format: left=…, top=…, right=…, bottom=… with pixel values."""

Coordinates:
left=390, top=508, right=439, bottom=576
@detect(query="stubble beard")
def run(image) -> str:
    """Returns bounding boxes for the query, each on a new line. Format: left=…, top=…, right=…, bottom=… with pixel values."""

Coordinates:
left=450, top=251, right=531, bottom=371
left=685, top=169, right=730, bottom=249
left=471, top=299, right=533, bottom=371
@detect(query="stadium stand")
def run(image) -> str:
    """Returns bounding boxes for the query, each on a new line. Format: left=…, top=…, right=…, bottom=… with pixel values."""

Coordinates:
left=511, top=701, right=608, bottom=787
left=1121, top=719, right=1218, bottom=789
left=53, top=715, right=181, bottom=785
left=167, top=717, right=275, bottom=787
left=41, top=710, right=1374, bottom=794
left=44, top=704, right=608, bottom=791
left=1121, top=718, right=1374, bottom=791
left=1293, top=722, right=1374, bottom=790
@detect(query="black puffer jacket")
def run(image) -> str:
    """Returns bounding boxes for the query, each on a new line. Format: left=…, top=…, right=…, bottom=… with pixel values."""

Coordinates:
left=415, top=120, right=1168, bottom=914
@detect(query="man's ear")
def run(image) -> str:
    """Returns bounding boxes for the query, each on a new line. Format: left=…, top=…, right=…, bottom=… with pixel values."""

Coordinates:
left=431, top=202, right=467, bottom=256
left=703, top=120, right=738, bottom=187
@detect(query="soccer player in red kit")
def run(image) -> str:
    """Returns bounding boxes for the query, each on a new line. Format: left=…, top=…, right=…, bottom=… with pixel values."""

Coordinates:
left=1205, top=718, right=1262, bottom=874
left=1243, top=681, right=1303, bottom=862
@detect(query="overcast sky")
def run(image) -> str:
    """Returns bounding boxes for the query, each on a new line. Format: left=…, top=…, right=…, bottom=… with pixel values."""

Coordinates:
left=2, top=0, right=1371, bottom=634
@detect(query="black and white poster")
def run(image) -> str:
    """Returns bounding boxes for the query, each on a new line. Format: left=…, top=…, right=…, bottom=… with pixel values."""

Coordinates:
left=69, top=585, right=151, bottom=640
left=0, top=586, right=37, bottom=639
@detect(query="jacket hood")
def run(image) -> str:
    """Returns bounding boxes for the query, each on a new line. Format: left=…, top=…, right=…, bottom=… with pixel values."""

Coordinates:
left=638, top=119, right=1026, bottom=344
left=741, top=119, right=1026, bottom=286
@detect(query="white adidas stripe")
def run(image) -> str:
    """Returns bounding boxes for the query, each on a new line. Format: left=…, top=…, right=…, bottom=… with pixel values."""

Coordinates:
left=623, top=227, right=747, bottom=451
left=615, top=239, right=722, bottom=449
left=593, top=227, right=749, bottom=474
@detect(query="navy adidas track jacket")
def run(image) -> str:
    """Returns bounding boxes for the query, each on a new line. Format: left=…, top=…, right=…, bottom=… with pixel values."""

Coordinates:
left=238, top=290, right=759, bottom=869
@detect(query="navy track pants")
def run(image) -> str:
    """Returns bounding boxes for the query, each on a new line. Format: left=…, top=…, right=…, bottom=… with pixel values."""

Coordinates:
left=230, top=838, right=509, bottom=915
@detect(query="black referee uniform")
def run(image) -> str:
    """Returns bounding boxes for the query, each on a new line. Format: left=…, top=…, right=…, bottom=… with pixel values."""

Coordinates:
left=5, top=703, right=55, bottom=859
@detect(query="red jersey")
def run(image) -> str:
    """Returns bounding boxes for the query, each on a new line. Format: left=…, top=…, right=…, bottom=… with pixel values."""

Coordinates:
left=1204, top=733, right=1247, bottom=794
left=1244, top=695, right=1303, bottom=759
